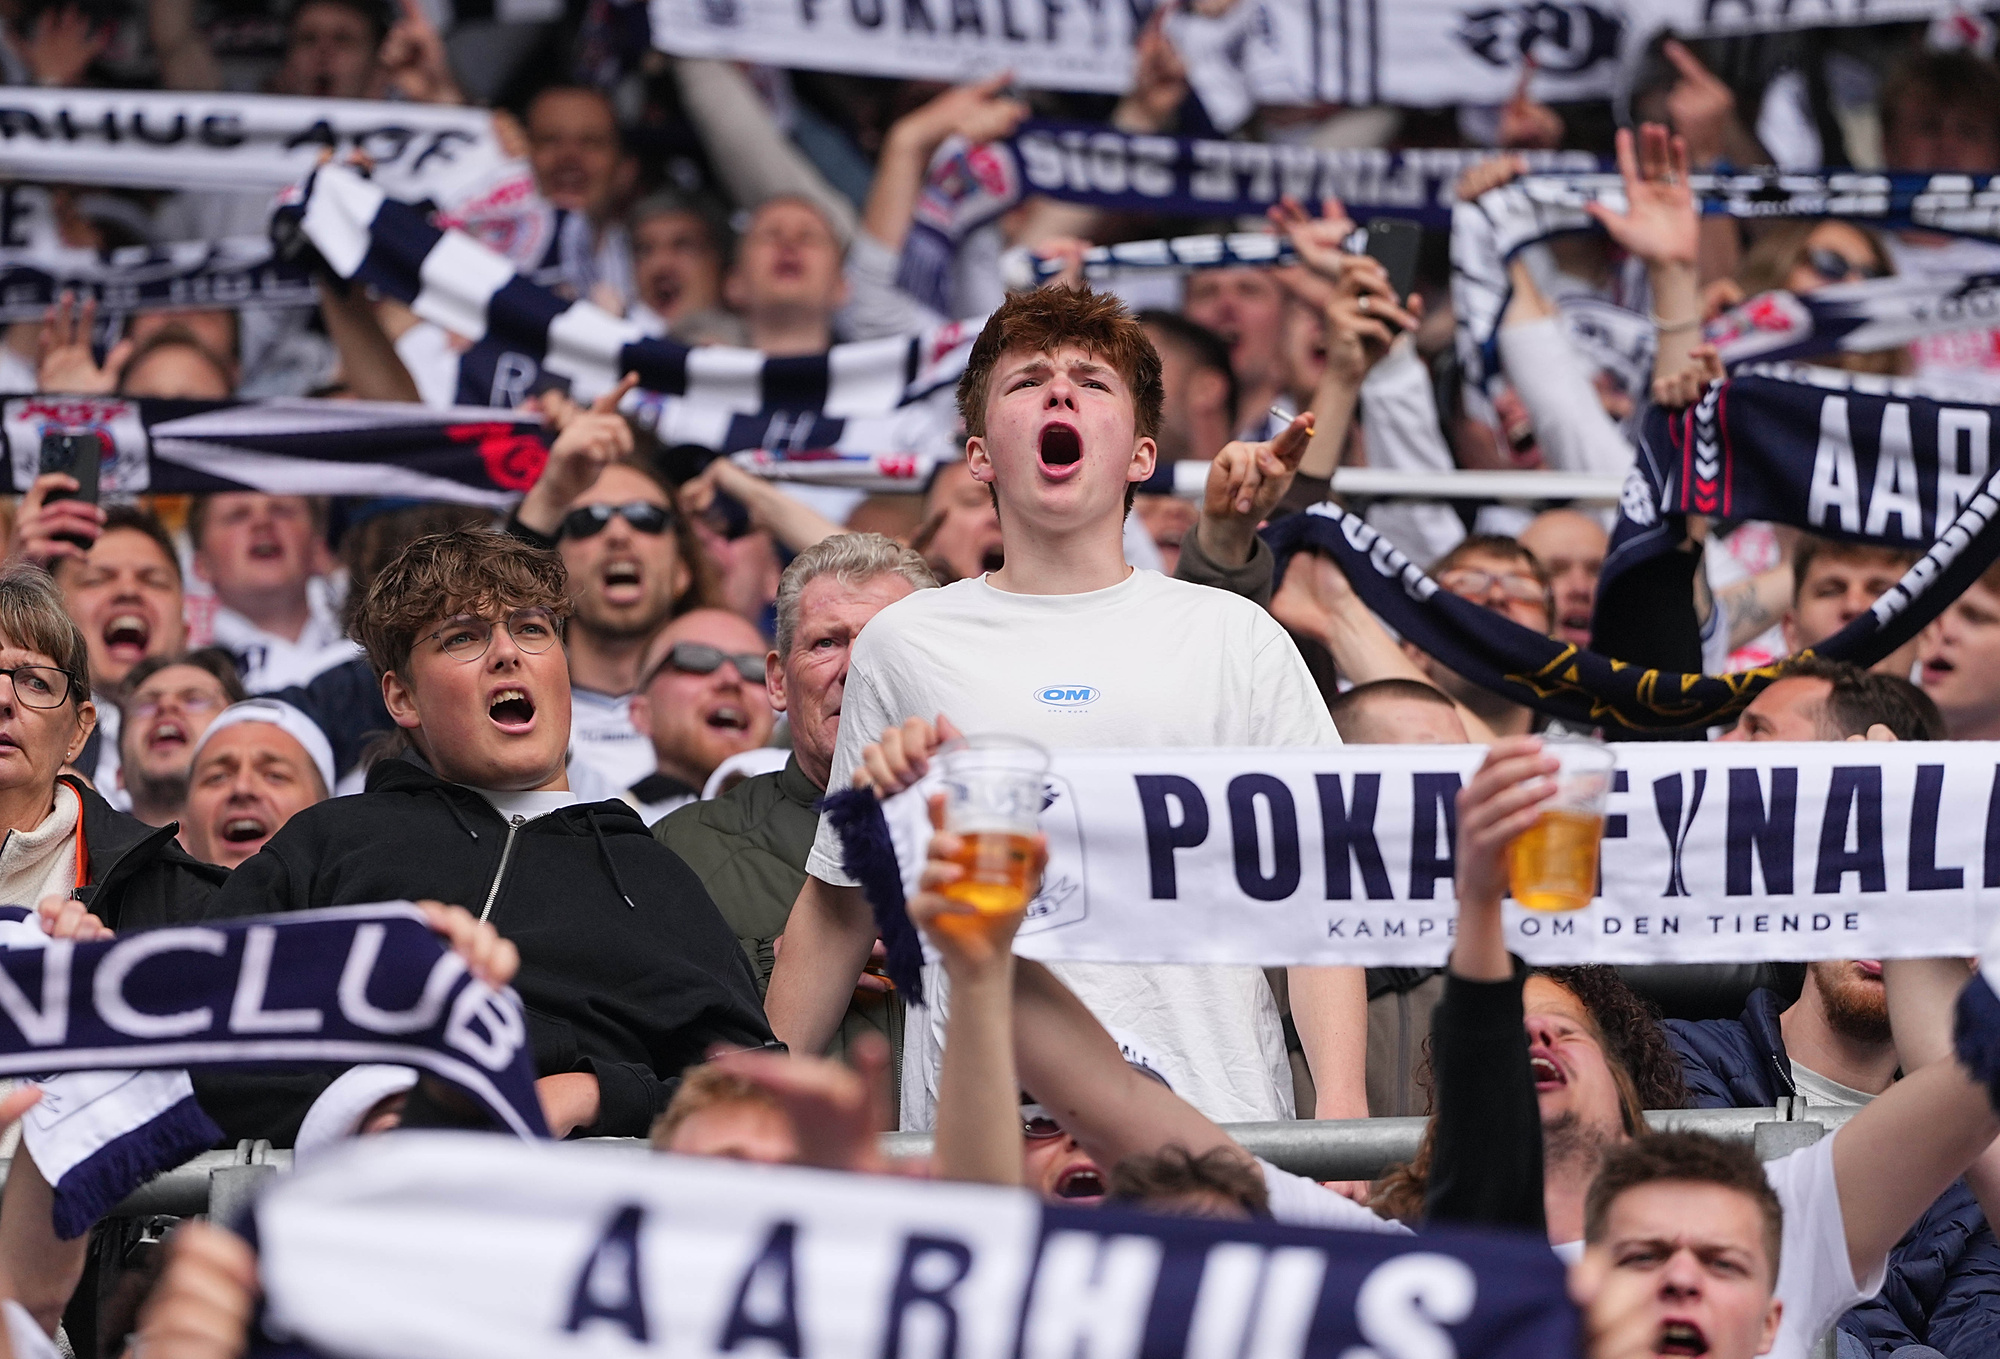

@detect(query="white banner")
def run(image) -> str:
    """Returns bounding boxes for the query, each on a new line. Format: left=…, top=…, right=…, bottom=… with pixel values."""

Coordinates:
left=869, top=742, right=1999, bottom=968
left=647, top=0, right=1149, bottom=93
left=0, top=89, right=520, bottom=213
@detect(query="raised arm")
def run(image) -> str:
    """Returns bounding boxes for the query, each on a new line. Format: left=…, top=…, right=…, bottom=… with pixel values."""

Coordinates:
left=1269, top=552, right=1501, bottom=742
left=1585, top=125, right=1702, bottom=391
left=909, top=794, right=1039, bottom=1186
left=1827, top=1033, right=2000, bottom=1288
left=860, top=76, right=1027, bottom=257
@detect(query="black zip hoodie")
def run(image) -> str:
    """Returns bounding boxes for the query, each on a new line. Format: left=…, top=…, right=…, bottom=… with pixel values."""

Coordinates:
left=206, top=755, right=774, bottom=1137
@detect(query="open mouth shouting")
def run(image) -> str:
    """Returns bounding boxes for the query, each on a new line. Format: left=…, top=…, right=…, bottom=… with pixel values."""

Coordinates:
left=221, top=813, right=270, bottom=847
left=1054, top=1165, right=1105, bottom=1202
left=1529, top=1049, right=1566, bottom=1093
left=1655, top=1320, right=1709, bottom=1356
left=103, top=613, right=152, bottom=665
left=147, top=720, right=189, bottom=757
left=601, top=559, right=644, bottom=606
left=488, top=686, right=537, bottom=734
left=706, top=704, right=752, bottom=736
left=1038, top=422, right=1084, bottom=480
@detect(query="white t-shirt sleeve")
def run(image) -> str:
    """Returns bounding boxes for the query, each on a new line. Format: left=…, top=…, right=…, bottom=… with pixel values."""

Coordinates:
left=1259, top=1160, right=1411, bottom=1233
left=5, top=1301, right=58, bottom=1359
left=1764, top=1135, right=1885, bottom=1359
left=1248, top=620, right=1341, bottom=747
left=805, top=663, right=898, bottom=887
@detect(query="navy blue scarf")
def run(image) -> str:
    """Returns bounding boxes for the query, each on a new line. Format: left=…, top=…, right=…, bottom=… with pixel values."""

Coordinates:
left=0, top=904, right=547, bottom=1236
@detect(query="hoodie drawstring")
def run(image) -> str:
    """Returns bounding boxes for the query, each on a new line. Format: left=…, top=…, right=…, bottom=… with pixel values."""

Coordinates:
left=444, top=796, right=480, bottom=841
left=586, top=808, right=637, bottom=910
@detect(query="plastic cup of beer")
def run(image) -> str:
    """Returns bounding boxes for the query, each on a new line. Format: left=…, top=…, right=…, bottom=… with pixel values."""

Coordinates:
left=936, top=735, right=1050, bottom=920
left=1508, top=738, right=1617, bottom=913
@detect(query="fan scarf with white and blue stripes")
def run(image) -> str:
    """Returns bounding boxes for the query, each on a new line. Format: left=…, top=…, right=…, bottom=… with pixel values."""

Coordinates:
left=277, top=162, right=976, bottom=430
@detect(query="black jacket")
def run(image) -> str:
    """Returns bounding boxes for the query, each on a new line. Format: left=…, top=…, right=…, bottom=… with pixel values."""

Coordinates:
left=65, top=775, right=227, bottom=931
left=205, top=756, right=773, bottom=1136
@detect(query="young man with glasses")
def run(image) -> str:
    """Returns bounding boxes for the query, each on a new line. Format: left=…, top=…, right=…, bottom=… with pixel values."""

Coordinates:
left=114, top=651, right=246, bottom=829
left=208, top=527, right=771, bottom=1141
left=509, top=382, right=716, bottom=803
left=625, top=609, right=777, bottom=822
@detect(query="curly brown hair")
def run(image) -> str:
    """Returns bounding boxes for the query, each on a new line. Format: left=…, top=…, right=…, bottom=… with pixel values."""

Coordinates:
left=955, top=286, right=1164, bottom=443
left=1368, top=966, right=1685, bottom=1225
left=355, top=528, right=571, bottom=680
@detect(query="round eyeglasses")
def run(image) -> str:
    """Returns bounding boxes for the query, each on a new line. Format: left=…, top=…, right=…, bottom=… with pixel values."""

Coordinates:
left=421, top=608, right=563, bottom=663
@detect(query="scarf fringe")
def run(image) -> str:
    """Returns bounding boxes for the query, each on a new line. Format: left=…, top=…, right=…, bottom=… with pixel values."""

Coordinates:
left=1956, top=970, right=2000, bottom=1119
left=48, top=1093, right=220, bottom=1240
left=818, top=788, right=925, bottom=1007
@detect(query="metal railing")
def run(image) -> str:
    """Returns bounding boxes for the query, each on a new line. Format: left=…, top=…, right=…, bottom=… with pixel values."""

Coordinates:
left=1149, top=461, right=1628, bottom=505
left=0, top=1102, right=1851, bottom=1221
left=879, top=1100, right=1856, bottom=1183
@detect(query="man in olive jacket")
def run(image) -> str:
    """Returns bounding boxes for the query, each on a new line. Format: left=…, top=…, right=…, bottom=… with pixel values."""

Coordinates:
left=655, top=534, right=933, bottom=1083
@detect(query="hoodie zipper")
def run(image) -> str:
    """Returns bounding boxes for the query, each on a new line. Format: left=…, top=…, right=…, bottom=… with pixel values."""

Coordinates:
left=479, top=815, right=527, bottom=923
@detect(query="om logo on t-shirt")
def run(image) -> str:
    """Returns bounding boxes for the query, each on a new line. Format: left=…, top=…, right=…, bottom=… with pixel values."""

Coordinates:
left=1035, top=684, right=1100, bottom=708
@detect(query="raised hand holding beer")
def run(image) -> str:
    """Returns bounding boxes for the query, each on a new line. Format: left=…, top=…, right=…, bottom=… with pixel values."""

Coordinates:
left=916, top=781, right=1048, bottom=957
left=1509, top=738, right=1615, bottom=912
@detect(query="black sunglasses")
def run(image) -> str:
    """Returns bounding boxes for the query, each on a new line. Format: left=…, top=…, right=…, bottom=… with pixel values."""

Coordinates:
left=1805, top=247, right=1886, bottom=284
left=558, top=501, right=674, bottom=540
left=650, top=641, right=767, bottom=685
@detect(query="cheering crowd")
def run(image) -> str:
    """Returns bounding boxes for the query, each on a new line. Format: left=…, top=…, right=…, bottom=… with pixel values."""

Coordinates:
left=5, top=0, right=2000, bottom=1357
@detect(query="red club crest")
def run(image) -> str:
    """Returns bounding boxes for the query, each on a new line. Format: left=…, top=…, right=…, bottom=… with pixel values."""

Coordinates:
left=448, top=422, right=548, bottom=492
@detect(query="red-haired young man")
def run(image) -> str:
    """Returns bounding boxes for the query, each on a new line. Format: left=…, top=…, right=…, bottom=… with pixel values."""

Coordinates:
left=768, top=286, right=1354, bottom=1130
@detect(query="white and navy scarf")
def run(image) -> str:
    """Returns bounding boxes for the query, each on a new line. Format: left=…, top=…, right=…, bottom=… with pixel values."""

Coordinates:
left=246, top=1129, right=1575, bottom=1359
left=823, top=741, right=2000, bottom=1005
left=0, top=89, right=521, bottom=214
left=0, top=903, right=546, bottom=1237
left=282, top=162, right=972, bottom=479
left=900, top=123, right=1597, bottom=313
left=1599, top=363, right=2000, bottom=642
left=1269, top=375, right=2000, bottom=732
left=1453, top=171, right=2000, bottom=396
left=2, top=394, right=545, bottom=509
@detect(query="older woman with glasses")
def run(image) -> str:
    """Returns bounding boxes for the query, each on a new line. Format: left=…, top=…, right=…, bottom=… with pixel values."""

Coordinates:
left=0, top=566, right=224, bottom=931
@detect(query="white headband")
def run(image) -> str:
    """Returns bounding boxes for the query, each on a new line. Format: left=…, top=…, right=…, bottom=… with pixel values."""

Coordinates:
left=190, top=699, right=337, bottom=796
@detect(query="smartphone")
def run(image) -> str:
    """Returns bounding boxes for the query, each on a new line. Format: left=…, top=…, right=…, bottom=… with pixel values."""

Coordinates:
left=39, top=431, right=102, bottom=550
left=1363, top=218, right=1423, bottom=325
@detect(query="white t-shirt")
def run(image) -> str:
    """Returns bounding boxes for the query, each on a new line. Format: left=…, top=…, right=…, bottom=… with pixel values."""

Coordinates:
left=474, top=787, right=582, bottom=823
left=804, top=569, right=1339, bottom=1131
left=566, top=687, right=658, bottom=803
left=1553, top=1137, right=1882, bottom=1359
left=1260, top=1160, right=1412, bottom=1234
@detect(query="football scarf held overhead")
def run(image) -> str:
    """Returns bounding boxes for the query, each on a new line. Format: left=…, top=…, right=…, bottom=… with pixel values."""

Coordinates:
left=823, top=742, right=2000, bottom=996
left=1598, top=364, right=2000, bottom=658
left=0, top=184, right=315, bottom=323
left=1, top=394, right=547, bottom=509
left=249, top=1131, right=1576, bottom=1359
left=898, top=123, right=1598, bottom=314
left=0, top=904, right=548, bottom=1239
left=1266, top=412, right=1999, bottom=737
left=1707, top=272, right=2000, bottom=369
left=1452, top=170, right=2000, bottom=397
left=0, top=237, right=313, bottom=323
left=0, top=88, right=520, bottom=213
left=283, top=161, right=976, bottom=414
